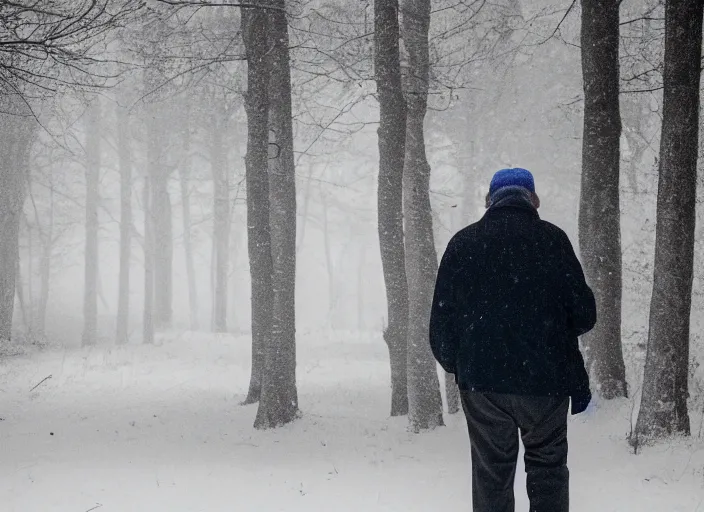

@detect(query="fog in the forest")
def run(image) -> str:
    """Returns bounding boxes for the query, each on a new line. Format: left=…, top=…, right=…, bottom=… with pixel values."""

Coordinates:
left=2, top=0, right=704, bottom=510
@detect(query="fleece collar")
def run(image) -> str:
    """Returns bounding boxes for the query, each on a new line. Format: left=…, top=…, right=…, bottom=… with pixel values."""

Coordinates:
left=486, top=186, right=539, bottom=217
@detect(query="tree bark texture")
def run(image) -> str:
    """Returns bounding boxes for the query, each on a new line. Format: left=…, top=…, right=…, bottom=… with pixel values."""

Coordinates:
left=242, top=1, right=273, bottom=407
left=0, top=106, right=33, bottom=346
left=116, top=99, right=132, bottom=345
left=255, top=0, right=299, bottom=429
left=634, top=0, right=703, bottom=440
left=579, top=0, right=628, bottom=398
left=179, top=103, right=199, bottom=331
left=375, top=0, right=409, bottom=418
left=211, top=114, right=230, bottom=333
left=401, top=0, right=444, bottom=431
left=82, top=100, right=101, bottom=347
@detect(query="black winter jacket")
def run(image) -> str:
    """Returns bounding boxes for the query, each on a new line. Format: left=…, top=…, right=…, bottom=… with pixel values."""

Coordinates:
left=429, top=193, right=595, bottom=409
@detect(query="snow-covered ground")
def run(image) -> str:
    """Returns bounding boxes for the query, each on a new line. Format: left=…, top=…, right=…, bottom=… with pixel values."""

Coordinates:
left=1, top=332, right=703, bottom=511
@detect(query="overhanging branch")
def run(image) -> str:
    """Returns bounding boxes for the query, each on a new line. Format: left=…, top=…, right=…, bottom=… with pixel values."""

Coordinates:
left=154, top=0, right=285, bottom=10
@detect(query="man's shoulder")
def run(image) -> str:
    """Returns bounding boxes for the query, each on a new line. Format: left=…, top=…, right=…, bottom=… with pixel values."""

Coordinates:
left=537, top=219, right=570, bottom=241
left=449, top=220, right=483, bottom=245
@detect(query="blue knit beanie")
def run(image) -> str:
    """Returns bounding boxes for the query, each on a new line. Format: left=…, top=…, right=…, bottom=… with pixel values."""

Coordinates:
left=489, top=168, right=535, bottom=196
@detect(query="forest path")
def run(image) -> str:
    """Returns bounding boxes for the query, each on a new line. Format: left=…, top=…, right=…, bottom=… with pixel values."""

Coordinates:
left=1, top=332, right=702, bottom=511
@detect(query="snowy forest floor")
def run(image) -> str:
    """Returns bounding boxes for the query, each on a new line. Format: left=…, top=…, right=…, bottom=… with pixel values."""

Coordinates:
left=1, top=332, right=704, bottom=511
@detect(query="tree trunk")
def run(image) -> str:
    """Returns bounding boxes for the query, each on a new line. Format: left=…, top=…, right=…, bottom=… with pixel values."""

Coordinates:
left=116, top=100, right=132, bottom=345
left=36, top=187, right=53, bottom=339
left=82, top=100, right=100, bottom=347
left=401, top=0, right=444, bottom=431
left=634, top=0, right=703, bottom=441
left=143, top=98, right=158, bottom=345
left=26, top=218, right=34, bottom=331
left=143, top=170, right=155, bottom=345
left=375, top=0, right=409, bottom=417
left=179, top=104, right=199, bottom=331
left=0, top=109, right=32, bottom=346
left=242, top=1, right=273, bottom=406
left=319, top=183, right=335, bottom=324
left=579, top=0, right=628, bottom=399
left=254, top=0, right=299, bottom=429
left=15, top=241, right=29, bottom=334
left=144, top=98, right=172, bottom=332
left=152, top=160, right=173, bottom=331
left=211, top=115, right=230, bottom=333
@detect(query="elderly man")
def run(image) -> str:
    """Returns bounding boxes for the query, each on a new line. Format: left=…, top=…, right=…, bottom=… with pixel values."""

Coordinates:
left=430, top=168, right=595, bottom=512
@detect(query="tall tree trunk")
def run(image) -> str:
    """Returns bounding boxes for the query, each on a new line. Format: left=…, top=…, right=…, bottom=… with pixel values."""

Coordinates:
left=82, top=100, right=101, bottom=347
left=143, top=99, right=158, bottom=345
left=211, top=115, right=230, bottom=333
left=375, top=0, right=409, bottom=417
left=26, top=218, right=34, bottom=331
left=36, top=187, right=53, bottom=339
left=145, top=99, right=173, bottom=332
left=0, top=108, right=33, bottom=346
left=401, top=0, right=444, bottom=431
left=579, top=0, right=628, bottom=398
left=143, top=171, right=155, bottom=345
left=634, top=0, right=703, bottom=441
left=15, top=242, right=29, bottom=334
left=180, top=104, right=199, bottom=331
left=152, top=161, right=173, bottom=330
left=242, top=1, right=273, bottom=406
left=116, top=100, right=132, bottom=345
left=255, top=0, right=299, bottom=429
left=319, top=183, right=335, bottom=324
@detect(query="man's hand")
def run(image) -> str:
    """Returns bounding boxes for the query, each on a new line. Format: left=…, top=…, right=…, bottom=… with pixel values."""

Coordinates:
left=570, top=392, right=592, bottom=415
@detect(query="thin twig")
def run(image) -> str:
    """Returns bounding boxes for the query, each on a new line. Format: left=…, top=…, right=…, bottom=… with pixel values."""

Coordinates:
left=84, top=504, right=103, bottom=512
left=537, top=0, right=577, bottom=45
left=29, top=375, right=52, bottom=392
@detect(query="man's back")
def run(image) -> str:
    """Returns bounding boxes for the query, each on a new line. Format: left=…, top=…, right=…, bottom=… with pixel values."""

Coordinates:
left=430, top=182, right=595, bottom=402
left=430, top=169, right=596, bottom=512
left=437, top=203, right=586, bottom=395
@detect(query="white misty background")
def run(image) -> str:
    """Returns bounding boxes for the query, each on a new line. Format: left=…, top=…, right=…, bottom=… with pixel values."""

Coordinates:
left=0, top=0, right=703, bottom=511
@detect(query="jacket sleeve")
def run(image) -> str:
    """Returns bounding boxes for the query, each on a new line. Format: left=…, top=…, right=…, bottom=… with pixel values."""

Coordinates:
left=559, top=231, right=597, bottom=337
left=429, top=238, right=461, bottom=375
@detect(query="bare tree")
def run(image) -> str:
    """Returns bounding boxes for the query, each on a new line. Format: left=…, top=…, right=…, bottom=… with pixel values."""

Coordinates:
left=634, top=0, right=703, bottom=442
left=143, top=76, right=158, bottom=345
left=0, top=1, right=143, bottom=96
left=375, top=0, right=409, bottom=418
left=0, top=1, right=142, bottom=347
left=254, top=0, right=299, bottom=429
left=401, top=0, right=444, bottom=430
left=210, top=108, right=230, bottom=333
left=242, top=0, right=273, bottom=406
left=82, top=99, right=101, bottom=347
left=0, top=97, right=35, bottom=346
left=142, top=166, right=155, bottom=346
left=116, top=95, right=133, bottom=345
left=579, top=0, right=628, bottom=399
left=34, top=185, right=54, bottom=339
left=151, top=108, right=174, bottom=331
left=179, top=99, right=200, bottom=331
